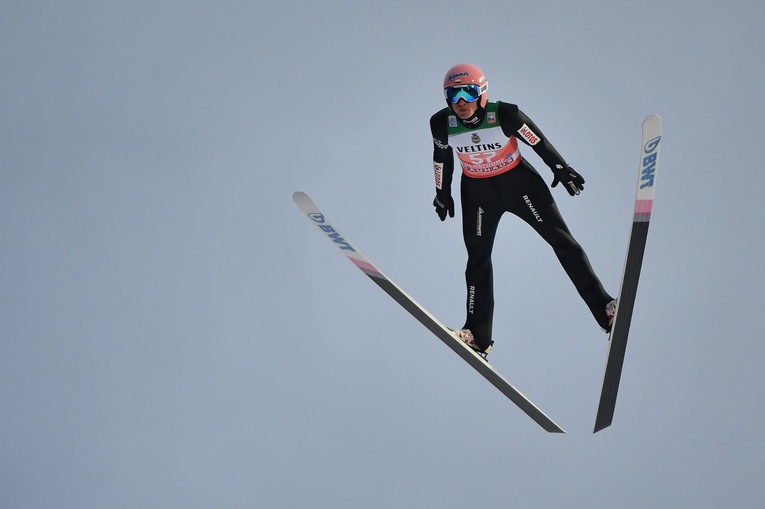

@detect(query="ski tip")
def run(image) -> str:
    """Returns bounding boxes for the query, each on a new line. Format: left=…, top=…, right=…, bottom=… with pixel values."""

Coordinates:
left=293, top=191, right=314, bottom=208
left=643, top=114, right=662, bottom=129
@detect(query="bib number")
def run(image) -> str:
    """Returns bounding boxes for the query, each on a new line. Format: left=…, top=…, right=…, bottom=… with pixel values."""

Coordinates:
left=467, top=152, right=497, bottom=164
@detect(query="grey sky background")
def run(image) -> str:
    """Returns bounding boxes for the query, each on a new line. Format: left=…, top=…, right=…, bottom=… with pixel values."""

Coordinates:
left=2, top=1, right=764, bottom=507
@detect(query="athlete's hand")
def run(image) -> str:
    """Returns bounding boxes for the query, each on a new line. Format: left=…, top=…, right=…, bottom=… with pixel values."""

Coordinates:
left=551, top=164, right=585, bottom=196
left=433, top=194, right=454, bottom=221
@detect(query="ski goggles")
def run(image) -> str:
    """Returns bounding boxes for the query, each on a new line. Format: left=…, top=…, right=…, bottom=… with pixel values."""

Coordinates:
left=444, top=84, right=482, bottom=103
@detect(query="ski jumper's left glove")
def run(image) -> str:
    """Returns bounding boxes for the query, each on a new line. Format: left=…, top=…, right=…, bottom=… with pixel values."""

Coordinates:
left=551, top=164, right=585, bottom=196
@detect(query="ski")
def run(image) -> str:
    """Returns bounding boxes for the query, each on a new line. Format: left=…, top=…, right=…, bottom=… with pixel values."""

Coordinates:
left=293, top=191, right=565, bottom=433
left=594, top=114, right=662, bottom=433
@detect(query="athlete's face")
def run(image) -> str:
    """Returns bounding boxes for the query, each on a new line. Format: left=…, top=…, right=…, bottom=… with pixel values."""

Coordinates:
left=452, top=98, right=478, bottom=119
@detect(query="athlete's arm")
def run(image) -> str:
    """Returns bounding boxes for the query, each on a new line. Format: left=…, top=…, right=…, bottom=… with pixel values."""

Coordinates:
left=497, top=101, right=585, bottom=195
left=430, top=108, right=455, bottom=194
left=496, top=102, right=568, bottom=170
left=430, top=109, right=456, bottom=220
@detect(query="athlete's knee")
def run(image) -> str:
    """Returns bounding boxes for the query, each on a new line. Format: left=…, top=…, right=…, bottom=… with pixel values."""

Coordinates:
left=465, top=252, right=492, bottom=273
left=541, top=226, right=578, bottom=250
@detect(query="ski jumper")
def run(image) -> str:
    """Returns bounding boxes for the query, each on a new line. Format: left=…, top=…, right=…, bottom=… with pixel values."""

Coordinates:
left=430, top=101, right=613, bottom=351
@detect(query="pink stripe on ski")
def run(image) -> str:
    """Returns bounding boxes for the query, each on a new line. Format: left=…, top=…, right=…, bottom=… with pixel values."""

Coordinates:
left=634, top=199, right=653, bottom=215
left=633, top=199, right=653, bottom=222
left=352, top=257, right=382, bottom=276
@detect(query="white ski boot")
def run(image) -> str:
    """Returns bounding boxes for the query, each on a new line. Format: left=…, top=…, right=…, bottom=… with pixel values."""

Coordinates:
left=452, top=329, right=493, bottom=358
left=604, top=299, right=617, bottom=333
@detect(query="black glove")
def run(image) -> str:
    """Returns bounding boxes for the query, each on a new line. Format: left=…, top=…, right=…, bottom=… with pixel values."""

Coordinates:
left=433, top=194, right=454, bottom=221
left=551, top=164, right=585, bottom=196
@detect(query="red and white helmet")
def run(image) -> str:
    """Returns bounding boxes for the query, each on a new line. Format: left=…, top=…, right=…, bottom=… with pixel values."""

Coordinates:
left=443, top=63, right=489, bottom=108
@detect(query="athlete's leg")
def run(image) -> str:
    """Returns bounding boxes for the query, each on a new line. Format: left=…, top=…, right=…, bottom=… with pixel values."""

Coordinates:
left=504, top=163, right=614, bottom=329
left=460, top=176, right=503, bottom=351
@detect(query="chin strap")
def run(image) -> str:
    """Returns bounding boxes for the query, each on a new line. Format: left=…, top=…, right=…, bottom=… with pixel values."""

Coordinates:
left=458, top=105, right=486, bottom=127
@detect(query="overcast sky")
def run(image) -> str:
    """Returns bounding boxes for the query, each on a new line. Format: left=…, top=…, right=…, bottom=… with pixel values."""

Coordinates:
left=2, top=1, right=765, bottom=508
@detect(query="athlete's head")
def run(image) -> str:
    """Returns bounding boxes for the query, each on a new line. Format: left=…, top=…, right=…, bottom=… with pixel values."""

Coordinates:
left=443, top=63, right=489, bottom=111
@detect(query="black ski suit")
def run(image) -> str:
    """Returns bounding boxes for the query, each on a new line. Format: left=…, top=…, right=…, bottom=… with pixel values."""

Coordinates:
left=430, top=101, right=613, bottom=351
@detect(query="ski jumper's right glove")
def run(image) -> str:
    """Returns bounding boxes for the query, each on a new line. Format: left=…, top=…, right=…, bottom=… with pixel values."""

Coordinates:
left=433, top=193, right=454, bottom=221
left=551, top=164, right=585, bottom=196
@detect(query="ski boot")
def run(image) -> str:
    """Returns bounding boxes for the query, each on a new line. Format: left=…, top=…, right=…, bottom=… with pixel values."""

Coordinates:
left=452, top=329, right=493, bottom=359
left=603, top=299, right=617, bottom=333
